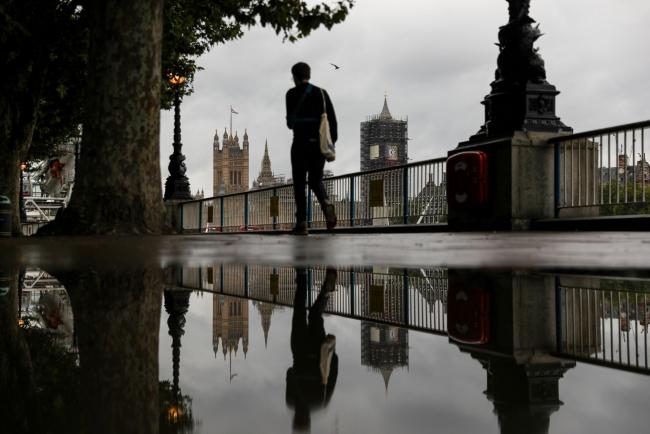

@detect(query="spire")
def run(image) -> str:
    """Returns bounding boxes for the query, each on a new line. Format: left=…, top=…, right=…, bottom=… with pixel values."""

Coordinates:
left=213, top=129, right=220, bottom=150
left=379, top=367, right=393, bottom=395
left=379, top=95, right=392, bottom=120
left=254, top=140, right=275, bottom=188
left=242, top=129, right=249, bottom=149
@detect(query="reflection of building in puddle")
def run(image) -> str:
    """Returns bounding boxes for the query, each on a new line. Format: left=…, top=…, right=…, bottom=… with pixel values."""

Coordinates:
left=361, top=322, right=408, bottom=393
left=253, top=301, right=283, bottom=348
left=213, top=294, right=249, bottom=382
left=20, top=270, right=75, bottom=350
left=360, top=266, right=405, bottom=324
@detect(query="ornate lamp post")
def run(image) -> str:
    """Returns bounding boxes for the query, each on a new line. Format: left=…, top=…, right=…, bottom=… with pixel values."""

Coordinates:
left=468, top=0, right=571, bottom=142
left=19, top=162, right=28, bottom=222
left=164, top=74, right=192, bottom=201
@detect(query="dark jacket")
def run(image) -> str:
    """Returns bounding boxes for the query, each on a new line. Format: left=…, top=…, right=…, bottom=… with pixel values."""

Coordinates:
left=286, top=82, right=338, bottom=143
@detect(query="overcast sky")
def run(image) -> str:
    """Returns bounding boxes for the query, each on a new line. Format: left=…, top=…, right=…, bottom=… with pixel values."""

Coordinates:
left=159, top=0, right=650, bottom=197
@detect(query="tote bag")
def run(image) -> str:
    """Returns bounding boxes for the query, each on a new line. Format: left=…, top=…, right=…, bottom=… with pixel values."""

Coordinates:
left=319, top=89, right=336, bottom=162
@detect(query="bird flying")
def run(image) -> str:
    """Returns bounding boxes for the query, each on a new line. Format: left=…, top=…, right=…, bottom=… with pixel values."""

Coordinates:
left=330, top=63, right=340, bottom=70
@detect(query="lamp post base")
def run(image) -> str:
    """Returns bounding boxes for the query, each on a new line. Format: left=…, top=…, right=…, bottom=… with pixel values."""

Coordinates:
left=164, top=176, right=192, bottom=201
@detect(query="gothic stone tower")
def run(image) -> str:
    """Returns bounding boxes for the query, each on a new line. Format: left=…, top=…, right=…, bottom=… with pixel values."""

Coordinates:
left=213, top=128, right=250, bottom=196
left=212, top=294, right=249, bottom=358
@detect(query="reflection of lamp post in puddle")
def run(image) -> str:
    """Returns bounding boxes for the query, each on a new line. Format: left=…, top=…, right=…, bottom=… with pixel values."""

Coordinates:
left=447, top=269, right=575, bottom=434
left=163, top=289, right=192, bottom=426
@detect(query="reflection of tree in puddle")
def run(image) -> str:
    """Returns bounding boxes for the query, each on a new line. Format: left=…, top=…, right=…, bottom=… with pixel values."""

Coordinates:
left=2, top=268, right=201, bottom=433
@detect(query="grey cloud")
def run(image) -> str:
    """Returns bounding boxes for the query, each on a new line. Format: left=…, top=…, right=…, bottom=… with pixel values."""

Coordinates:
left=160, top=0, right=650, bottom=197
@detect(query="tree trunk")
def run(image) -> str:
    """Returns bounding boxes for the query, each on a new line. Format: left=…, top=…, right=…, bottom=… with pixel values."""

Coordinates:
left=61, top=268, right=163, bottom=434
left=0, top=149, right=22, bottom=236
left=0, top=82, right=43, bottom=236
left=54, top=0, right=164, bottom=234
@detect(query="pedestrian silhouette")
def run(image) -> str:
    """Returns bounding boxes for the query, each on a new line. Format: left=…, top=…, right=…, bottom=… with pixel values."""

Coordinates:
left=286, top=267, right=338, bottom=433
left=285, top=62, right=338, bottom=235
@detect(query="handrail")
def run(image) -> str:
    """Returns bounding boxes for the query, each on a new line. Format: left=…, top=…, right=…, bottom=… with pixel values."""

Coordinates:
left=179, top=156, right=448, bottom=205
left=548, top=120, right=650, bottom=143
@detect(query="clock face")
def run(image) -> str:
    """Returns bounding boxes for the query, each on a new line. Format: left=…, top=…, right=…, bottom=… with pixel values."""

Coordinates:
left=388, top=145, right=398, bottom=160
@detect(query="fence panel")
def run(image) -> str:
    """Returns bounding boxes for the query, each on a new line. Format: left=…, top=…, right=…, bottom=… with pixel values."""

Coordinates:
left=553, top=121, right=650, bottom=217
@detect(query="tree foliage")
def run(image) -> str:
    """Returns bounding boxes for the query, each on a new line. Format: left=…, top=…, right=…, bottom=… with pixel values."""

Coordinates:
left=161, top=0, right=355, bottom=107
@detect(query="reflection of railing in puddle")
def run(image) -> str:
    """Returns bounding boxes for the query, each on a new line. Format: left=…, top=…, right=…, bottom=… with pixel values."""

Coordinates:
left=180, top=265, right=449, bottom=334
left=557, top=277, right=650, bottom=373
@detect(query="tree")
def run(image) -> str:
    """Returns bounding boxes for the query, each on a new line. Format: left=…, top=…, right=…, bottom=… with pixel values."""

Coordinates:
left=39, top=0, right=355, bottom=235
left=0, top=0, right=86, bottom=235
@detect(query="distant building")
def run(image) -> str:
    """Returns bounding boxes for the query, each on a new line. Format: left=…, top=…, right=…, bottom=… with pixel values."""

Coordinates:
left=360, top=96, right=408, bottom=171
left=361, top=322, right=409, bottom=393
left=359, top=97, right=408, bottom=223
left=252, top=141, right=286, bottom=189
left=213, top=293, right=249, bottom=359
left=193, top=188, right=204, bottom=200
left=213, top=128, right=249, bottom=196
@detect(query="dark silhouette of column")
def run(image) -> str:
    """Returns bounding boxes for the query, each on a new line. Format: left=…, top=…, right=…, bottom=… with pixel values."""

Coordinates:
left=448, top=270, right=575, bottom=434
left=470, top=0, right=571, bottom=141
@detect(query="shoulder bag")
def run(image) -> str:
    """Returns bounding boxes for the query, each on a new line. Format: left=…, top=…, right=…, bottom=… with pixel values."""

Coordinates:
left=319, top=89, right=336, bottom=162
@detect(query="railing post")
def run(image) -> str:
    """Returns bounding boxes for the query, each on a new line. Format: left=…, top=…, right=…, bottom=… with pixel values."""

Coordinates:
left=402, top=166, right=409, bottom=225
left=220, top=196, right=224, bottom=231
left=307, top=189, right=313, bottom=228
left=307, top=268, right=313, bottom=306
left=219, top=264, right=224, bottom=293
left=555, top=276, right=562, bottom=353
left=198, top=200, right=203, bottom=234
left=244, top=265, right=249, bottom=297
left=350, top=270, right=356, bottom=315
left=244, top=193, right=249, bottom=229
left=554, top=142, right=561, bottom=218
left=350, top=177, right=355, bottom=227
left=272, top=188, right=277, bottom=230
left=403, top=269, right=409, bottom=326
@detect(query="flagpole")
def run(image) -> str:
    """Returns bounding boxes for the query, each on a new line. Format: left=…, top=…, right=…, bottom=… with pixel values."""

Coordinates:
left=230, top=105, right=232, bottom=137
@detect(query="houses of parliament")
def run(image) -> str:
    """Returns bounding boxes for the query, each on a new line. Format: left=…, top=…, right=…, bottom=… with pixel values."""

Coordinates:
left=212, top=128, right=286, bottom=196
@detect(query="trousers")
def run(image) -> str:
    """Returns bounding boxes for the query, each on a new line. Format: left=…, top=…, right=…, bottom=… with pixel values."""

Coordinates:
left=291, top=138, right=330, bottom=223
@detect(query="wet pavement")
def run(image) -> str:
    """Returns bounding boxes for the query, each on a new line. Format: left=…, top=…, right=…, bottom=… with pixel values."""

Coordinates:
left=3, top=232, right=650, bottom=270
left=2, top=234, right=650, bottom=433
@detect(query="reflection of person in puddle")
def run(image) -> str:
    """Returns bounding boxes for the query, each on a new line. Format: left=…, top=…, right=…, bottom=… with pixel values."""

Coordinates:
left=286, top=267, right=338, bottom=433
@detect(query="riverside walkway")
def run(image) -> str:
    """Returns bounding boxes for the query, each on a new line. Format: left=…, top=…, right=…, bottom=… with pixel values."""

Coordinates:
left=3, top=231, right=650, bottom=270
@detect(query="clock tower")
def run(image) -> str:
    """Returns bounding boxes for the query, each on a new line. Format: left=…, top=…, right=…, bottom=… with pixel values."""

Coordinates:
left=360, top=96, right=408, bottom=172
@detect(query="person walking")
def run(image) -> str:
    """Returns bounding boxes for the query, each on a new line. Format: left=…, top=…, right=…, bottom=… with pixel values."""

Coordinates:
left=286, top=62, right=337, bottom=235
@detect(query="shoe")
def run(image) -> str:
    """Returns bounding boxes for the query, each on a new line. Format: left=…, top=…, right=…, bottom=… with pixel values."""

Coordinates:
left=291, top=221, right=308, bottom=236
left=324, top=203, right=337, bottom=230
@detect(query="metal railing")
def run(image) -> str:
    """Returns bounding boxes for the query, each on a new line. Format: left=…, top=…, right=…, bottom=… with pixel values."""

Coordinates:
left=551, top=120, right=650, bottom=217
left=178, top=157, right=447, bottom=233
left=180, top=264, right=449, bottom=334
left=557, top=280, right=650, bottom=374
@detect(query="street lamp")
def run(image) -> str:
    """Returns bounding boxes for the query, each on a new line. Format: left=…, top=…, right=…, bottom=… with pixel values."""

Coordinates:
left=19, top=162, right=28, bottom=222
left=163, top=74, right=192, bottom=201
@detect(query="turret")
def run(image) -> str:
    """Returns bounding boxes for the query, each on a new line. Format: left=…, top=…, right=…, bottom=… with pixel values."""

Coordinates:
left=243, top=129, right=249, bottom=150
left=213, top=129, right=220, bottom=151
